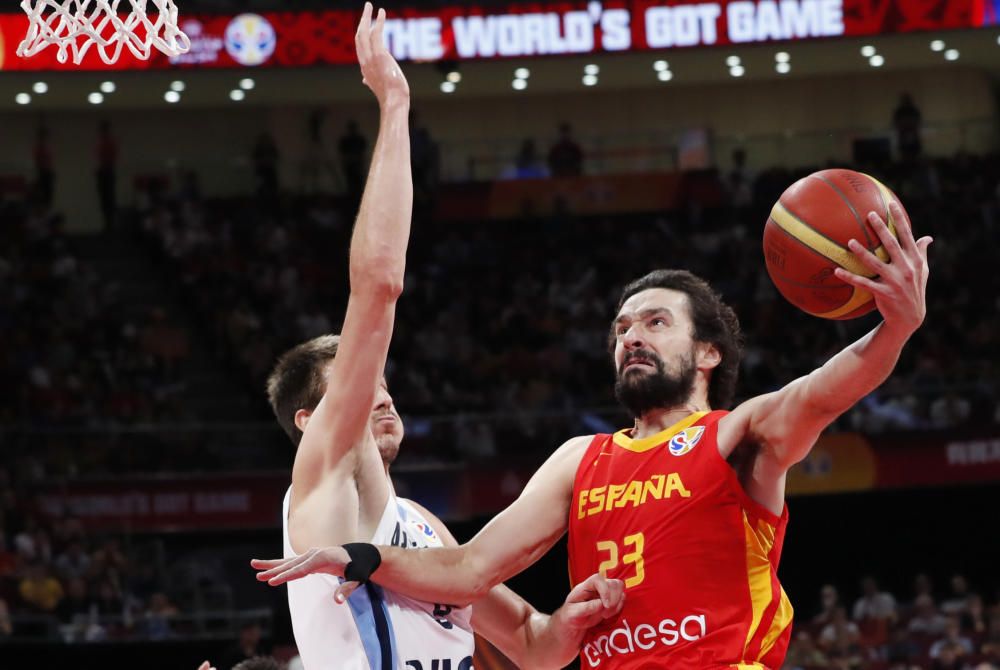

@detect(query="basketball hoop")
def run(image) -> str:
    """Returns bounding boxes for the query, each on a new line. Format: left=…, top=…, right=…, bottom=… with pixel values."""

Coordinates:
left=17, top=0, right=191, bottom=65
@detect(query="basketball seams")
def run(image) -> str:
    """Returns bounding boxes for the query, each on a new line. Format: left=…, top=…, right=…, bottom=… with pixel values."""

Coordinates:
left=769, top=202, right=873, bottom=277
left=812, top=174, right=873, bottom=248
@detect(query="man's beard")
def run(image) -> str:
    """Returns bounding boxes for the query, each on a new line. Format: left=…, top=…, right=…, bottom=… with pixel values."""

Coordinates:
left=614, top=348, right=697, bottom=418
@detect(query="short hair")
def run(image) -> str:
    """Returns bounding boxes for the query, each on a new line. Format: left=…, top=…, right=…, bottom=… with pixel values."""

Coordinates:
left=266, top=335, right=340, bottom=445
left=231, top=657, right=280, bottom=670
left=610, top=269, right=744, bottom=409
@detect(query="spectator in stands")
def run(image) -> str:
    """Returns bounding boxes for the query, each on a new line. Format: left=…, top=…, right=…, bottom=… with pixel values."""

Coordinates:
left=930, top=391, right=973, bottom=428
left=819, top=606, right=862, bottom=656
left=931, top=642, right=965, bottom=670
left=893, top=93, right=923, bottom=161
left=930, top=616, right=975, bottom=659
left=909, top=594, right=949, bottom=636
left=965, top=594, right=988, bottom=638
left=886, top=624, right=922, bottom=668
left=142, top=591, right=178, bottom=640
left=219, top=620, right=270, bottom=670
left=547, top=122, right=584, bottom=177
left=981, top=615, right=1000, bottom=663
left=34, top=123, right=55, bottom=208
left=252, top=132, right=280, bottom=203
left=813, top=583, right=842, bottom=628
left=410, top=109, right=440, bottom=206
left=18, top=562, right=64, bottom=614
left=56, top=576, right=91, bottom=626
left=942, top=575, right=975, bottom=615
left=503, top=139, right=549, bottom=179
left=95, top=120, right=118, bottom=229
left=854, top=575, right=898, bottom=623
left=782, top=630, right=829, bottom=669
left=0, top=598, right=12, bottom=640
left=54, top=541, right=91, bottom=581
left=725, top=148, right=753, bottom=212
left=338, top=119, right=368, bottom=204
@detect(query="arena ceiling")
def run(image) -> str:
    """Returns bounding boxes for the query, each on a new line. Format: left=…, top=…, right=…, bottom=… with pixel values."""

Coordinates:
left=1, top=28, right=998, bottom=109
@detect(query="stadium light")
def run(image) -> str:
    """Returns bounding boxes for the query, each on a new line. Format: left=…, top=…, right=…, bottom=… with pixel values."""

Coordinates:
left=239, top=78, right=255, bottom=90
left=869, top=54, right=885, bottom=67
left=584, top=64, right=599, bottom=75
left=170, top=80, right=186, bottom=92
left=729, top=65, right=745, bottom=77
left=582, top=74, right=598, bottom=86
left=15, top=92, right=31, bottom=105
left=164, top=90, right=180, bottom=103
left=657, top=69, right=673, bottom=82
left=776, top=62, right=791, bottom=74
left=653, top=60, right=668, bottom=71
left=88, top=92, right=104, bottom=104
left=775, top=52, right=790, bottom=63
left=100, top=81, right=116, bottom=94
left=440, top=81, right=456, bottom=93
left=230, top=89, right=246, bottom=101
left=930, top=40, right=945, bottom=52
left=446, top=71, right=461, bottom=83
left=860, top=45, right=876, bottom=57
left=32, top=82, right=48, bottom=94
left=725, top=55, right=741, bottom=67
left=514, top=67, right=529, bottom=79
left=512, top=78, right=527, bottom=90
left=944, top=49, right=959, bottom=61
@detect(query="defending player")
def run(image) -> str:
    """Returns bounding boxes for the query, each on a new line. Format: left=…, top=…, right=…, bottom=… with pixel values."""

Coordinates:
left=255, top=196, right=930, bottom=668
left=273, top=5, right=623, bottom=670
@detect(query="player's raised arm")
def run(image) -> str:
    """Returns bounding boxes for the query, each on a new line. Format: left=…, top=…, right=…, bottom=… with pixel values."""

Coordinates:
left=254, top=435, right=589, bottom=606
left=719, top=201, right=932, bottom=511
left=290, top=3, right=412, bottom=496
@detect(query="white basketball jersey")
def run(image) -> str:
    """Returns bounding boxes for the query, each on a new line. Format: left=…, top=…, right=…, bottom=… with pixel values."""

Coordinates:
left=282, top=488, right=475, bottom=670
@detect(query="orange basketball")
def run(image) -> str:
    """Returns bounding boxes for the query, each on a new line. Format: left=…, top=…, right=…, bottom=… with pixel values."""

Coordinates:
left=762, top=168, right=905, bottom=320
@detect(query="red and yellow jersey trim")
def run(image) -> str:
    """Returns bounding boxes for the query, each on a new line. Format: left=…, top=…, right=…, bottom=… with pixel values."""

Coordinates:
left=741, top=509, right=794, bottom=663
left=611, top=411, right=710, bottom=453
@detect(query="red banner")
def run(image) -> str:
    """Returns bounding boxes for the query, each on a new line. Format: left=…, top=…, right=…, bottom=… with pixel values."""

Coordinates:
left=0, top=0, right=993, bottom=72
left=31, top=431, right=1000, bottom=531
left=37, top=474, right=289, bottom=532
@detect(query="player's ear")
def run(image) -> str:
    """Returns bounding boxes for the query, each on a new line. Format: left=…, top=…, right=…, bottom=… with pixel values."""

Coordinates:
left=294, top=409, right=313, bottom=433
left=696, top=342, right=721, bottom=371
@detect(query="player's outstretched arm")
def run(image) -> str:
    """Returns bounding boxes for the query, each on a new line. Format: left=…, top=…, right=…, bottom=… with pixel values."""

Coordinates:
left=719, top=201, right=932, bottom=507
left=401, top=500, right=625, bottom=668
left=473, top=574, right=625, bottom=669
left=291, top=3, right=411, bottom=499
left=255, top=436, right=589, bottom=605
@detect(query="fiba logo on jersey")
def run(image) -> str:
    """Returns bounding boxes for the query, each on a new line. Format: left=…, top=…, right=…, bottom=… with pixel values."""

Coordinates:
left=414, top=523, right=437, bottom=540
left=225, top=13, right=277, bottom=66
left=668, top=426, right=705, bottom=456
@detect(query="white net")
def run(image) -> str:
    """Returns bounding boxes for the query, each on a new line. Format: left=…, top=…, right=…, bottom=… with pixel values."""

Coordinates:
left=17, top=0, right=191, bottom=65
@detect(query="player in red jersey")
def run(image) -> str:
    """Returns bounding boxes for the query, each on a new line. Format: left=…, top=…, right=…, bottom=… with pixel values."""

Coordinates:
left=254, top=202, right=931, bottom=669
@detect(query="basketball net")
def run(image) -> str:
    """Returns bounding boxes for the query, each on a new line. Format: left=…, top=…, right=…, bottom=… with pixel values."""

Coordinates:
left=17, top=0, right=191, bottom=65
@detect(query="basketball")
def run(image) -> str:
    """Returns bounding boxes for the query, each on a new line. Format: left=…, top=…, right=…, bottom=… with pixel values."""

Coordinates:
left=763, top=168, right=906, bottom=320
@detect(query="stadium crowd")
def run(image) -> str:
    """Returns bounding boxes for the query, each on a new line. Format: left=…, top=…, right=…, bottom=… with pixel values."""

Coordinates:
left=1, top=134, right=998, bottom=668
left=133, top=151, right=1000, bottom=463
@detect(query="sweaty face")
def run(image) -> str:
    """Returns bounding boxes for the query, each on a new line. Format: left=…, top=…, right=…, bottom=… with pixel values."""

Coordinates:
left=370, top=379, right=403, bottom=465
left=612, top=288, right=699, bottom=418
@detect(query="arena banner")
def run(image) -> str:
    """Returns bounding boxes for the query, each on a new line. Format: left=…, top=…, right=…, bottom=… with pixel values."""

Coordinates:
left=30, top=431, right=1000, bottom=531
left=0, top=0, right=995, bottom=71
left=35, top=473, right=289, bottom=531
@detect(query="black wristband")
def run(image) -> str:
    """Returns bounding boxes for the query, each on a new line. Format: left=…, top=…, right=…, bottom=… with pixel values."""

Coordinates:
left=343, top=543, right=382, bottom=583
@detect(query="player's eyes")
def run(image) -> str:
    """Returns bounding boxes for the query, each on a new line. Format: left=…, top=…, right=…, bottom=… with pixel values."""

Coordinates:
left=650, top=318, right=666, bottom=327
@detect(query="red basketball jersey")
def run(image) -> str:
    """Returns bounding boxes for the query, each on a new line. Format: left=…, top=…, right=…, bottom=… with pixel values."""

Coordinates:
left=567, top=411, right=793, bottom=669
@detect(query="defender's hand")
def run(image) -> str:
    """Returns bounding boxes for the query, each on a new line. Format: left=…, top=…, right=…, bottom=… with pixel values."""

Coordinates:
left=834, top=200, right=932, bottom=336
left=553, top=573, right=626, bottom=631
left=252, top=546, right=351, bottom=590
left=355, top=2, right=409, bottom=108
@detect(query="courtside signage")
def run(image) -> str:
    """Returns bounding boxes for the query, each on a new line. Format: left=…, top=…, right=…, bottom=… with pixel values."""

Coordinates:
left=0, top=0, right=993, bottom=71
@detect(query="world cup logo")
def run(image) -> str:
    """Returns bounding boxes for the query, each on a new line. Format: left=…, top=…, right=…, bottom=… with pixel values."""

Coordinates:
left=225, top=13, right=277, bottom=66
